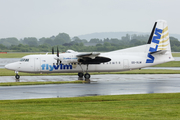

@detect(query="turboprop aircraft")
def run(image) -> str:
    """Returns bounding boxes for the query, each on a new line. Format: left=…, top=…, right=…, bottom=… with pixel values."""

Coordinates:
left=5, top=20, right=174, bottom=81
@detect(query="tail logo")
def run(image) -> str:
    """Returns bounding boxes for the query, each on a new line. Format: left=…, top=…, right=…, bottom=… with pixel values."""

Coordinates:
left=146, top=26, right=167, bottom=63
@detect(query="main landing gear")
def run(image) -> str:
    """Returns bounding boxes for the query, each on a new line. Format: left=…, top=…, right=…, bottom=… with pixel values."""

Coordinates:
left=78, top=72, right=91, bottom=79
left=78, top=64, right=91, bottom=81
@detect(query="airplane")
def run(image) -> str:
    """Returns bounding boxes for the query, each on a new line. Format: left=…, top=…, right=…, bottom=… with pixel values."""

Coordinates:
left=5, top=20, right=174, bottom=81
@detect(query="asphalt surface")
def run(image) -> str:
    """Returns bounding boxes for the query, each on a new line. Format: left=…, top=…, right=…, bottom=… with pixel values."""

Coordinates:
left=0, top=74, right=180, bottom=100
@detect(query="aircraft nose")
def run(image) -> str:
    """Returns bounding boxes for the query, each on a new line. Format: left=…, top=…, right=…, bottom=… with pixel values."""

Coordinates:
left=5, top=63, right=18, bottom=70
left=5, top=64, right=10, bottom=69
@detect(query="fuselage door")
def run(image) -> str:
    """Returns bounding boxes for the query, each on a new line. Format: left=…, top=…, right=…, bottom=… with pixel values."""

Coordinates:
left=123, top=59, right=129, bottom=68
left=34, top=58, right=41, bottom=71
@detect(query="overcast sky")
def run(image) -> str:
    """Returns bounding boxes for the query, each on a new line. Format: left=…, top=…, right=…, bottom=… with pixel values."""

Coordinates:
left=0, top=0, right=179, bottom=39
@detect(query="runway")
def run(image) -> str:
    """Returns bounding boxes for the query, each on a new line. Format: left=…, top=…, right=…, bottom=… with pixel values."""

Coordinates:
left=0, top=74, right=180, bottom=100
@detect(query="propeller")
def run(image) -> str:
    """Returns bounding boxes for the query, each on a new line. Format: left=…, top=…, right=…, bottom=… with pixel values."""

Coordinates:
left=57, top=46, right=59, bottom=57
left=56, top=46, right=59, bottom=65
left=52, top=47, right=54, bottom=54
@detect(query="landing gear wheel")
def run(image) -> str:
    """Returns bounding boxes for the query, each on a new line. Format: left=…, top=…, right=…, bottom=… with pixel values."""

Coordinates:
left=84, top=73, right=90, bottom=79
left=78, top=72, right=84, bottom=78
left=15, top=75, right=20, bottom=79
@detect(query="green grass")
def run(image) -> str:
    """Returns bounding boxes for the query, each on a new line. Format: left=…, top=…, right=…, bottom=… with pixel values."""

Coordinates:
left=0, top=81, right=84, bottom=86
left=172, top=52, right=180, bottom=57
left=0, top=52, right=180, bottom=58
left=0, top=52, right=47, bottom=58
left=152, top=61, right=180, bottom=67
left=0, top=93, right=180, bottom=119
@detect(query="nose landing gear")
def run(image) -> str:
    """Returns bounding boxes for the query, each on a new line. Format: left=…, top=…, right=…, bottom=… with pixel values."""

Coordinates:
left=15, top=71, right=20, bottom=82
left=15, top=74, right=20, bottom=79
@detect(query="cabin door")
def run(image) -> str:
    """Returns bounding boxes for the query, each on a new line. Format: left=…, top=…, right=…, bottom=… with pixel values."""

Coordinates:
left=123, top=59, right=129, bottom=68
left=34, top=58, right=41, bottom=71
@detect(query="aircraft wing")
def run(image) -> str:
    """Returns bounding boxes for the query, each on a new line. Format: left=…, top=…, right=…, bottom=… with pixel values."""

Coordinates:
left=76, top=52, right=100, bottom=59
left=76, top=52, right=111, bottom=64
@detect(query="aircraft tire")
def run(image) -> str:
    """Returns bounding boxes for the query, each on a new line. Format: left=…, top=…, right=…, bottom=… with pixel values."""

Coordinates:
left=15, top=75, right=20, bottom=79
left=78, top=72, right=84, bottom=77
left=84, top=73, right=90, bottom=79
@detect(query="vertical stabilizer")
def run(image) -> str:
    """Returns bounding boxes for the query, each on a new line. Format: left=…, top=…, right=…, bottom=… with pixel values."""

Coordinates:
left=148, top=20, right=171, bottom=52
left=146, top=20, right=173, bottom=63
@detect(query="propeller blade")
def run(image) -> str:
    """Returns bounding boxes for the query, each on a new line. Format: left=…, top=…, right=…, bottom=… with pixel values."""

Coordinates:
left=56, top=46, right=59, bottom=65
left=57, top=46, right=59, bottom=57
left=52, top=47, right=54, bottom=54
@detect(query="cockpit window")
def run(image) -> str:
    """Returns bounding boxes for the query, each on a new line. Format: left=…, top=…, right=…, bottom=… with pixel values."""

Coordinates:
left=25, top=59, right=29, bottom=62
left=20, top=59, right=29, bottom=62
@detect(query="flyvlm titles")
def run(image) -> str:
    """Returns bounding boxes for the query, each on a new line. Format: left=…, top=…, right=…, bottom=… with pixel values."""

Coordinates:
left=41, top=64, right=72, bottom=71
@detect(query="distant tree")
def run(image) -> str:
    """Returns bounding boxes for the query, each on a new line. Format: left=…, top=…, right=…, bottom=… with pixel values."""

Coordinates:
left=0, top=37, right=20, bottom=47
left=103, top=42, right=111, bottom=46
left=130, top=39, right=142, bottom=46
left=104, top=38, right=110, bottom=43
left=0, top=44, right=7, bottom=50
left=54, top=33, right=71, bottom=45
left=22, top=37, right=38, bottom=46
left=110, top=38, right=120, bottom=44
left=44, top=38, right=54, bottom=46
left=39, top=37, right=46, bottom=45
left=89, top=38, right=100, bottom=43
left=121, top=34, right=130, bottom=41
left=96, top=43, right=102, bottom=47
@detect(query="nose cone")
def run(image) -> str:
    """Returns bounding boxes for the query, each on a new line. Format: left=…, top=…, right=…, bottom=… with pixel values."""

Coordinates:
left=5, top=63, right=18, bottom=71
left=4, top=64, right=9, bottom=69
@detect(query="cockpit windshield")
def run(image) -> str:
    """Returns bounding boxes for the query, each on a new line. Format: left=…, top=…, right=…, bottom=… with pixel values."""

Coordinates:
left=20, top=59, right=29, bottom=62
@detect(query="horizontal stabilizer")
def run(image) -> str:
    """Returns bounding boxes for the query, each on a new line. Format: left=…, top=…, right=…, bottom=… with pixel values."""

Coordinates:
left=150, top=50, right=167, bottom=55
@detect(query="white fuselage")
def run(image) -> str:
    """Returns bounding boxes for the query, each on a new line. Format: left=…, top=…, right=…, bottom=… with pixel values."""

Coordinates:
left=5, top=44, right=174, bottom=74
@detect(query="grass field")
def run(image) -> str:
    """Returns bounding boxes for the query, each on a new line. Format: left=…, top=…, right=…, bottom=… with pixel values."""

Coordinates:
left=172, top=52, right=180, bottom=57
left=152, top=61, right=180, bottom=67
left=0, top=93, right=180, bottom=119
left=0, top=52, right=46, bottom=58
left=0, top=52, right=180, bottom=58
left=0, top=80, right=84, bottom=86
